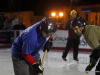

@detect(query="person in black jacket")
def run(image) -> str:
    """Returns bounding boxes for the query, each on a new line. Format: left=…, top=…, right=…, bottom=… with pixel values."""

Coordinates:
left=62, top=10, right=80, bottom=62
left=13, top=20, right=26, bottom=30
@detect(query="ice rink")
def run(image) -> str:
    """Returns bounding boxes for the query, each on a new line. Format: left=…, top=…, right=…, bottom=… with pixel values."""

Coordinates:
left=0, top=48, right=97, bottom=75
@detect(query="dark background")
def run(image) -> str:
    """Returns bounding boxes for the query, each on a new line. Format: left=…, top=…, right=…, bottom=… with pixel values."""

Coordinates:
left=0, top=0, right=100, bottom=15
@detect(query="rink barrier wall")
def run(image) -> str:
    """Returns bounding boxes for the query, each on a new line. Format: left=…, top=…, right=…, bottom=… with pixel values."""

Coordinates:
left=0, top=30, right=92, bottom=52
left=0, top=30, right=23, bottom=48
left=52, top=30, right=92, bottom=52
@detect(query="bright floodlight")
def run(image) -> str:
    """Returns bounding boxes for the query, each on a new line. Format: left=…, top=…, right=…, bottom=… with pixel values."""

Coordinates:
left=52, top=13, right=56, bottom=16
left=59, top=13, right=63, bottom=16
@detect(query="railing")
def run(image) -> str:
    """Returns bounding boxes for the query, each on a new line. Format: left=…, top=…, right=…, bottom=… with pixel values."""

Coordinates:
left=0, top=30, right=24, bottom=46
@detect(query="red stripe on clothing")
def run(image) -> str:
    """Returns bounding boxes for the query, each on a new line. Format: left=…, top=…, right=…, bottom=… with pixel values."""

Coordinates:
left=50, top=34, right=53, bottom=38
left=22, top=50, right=36, bottom=65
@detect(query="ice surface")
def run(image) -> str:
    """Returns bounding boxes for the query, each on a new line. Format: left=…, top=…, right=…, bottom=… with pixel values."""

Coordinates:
left=0, top=48, right=96, bottom=75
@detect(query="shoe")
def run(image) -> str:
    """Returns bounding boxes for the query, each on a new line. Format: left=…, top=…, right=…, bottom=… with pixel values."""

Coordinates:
left=74, top=58, right=79, bottom=61
left=62, top=57, right=67, bottom=61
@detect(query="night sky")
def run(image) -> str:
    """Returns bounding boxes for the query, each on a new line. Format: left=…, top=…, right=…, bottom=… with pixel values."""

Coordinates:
left=0, top=0, right=100, bottom=15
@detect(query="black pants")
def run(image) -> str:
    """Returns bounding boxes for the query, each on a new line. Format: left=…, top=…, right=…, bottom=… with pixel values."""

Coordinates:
left=12, top=55, right=41, bottom=75
left=62, top=37, right=80, bottom=59
left=95, top=59, right=100, bottom=75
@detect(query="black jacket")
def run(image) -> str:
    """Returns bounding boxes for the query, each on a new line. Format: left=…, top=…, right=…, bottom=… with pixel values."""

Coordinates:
left=64, top=19, right=79, bottom=39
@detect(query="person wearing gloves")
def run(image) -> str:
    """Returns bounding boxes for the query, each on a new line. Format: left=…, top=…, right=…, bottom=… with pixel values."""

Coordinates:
left=11, top=17, right=57, bottom=75
left=70, top=16, right=100, bottom=75
left=62, top=10, right=80, bottom=61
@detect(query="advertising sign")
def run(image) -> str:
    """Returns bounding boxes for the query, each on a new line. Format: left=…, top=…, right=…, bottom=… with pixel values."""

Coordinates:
left=53, top=30, right=91, bottom=49
left=0, top=31, right=11, bottom=44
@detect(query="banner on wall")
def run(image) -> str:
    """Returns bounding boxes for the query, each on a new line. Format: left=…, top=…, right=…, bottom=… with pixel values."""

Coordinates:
left=0, top=31, right=11, bottom=44
left=52, top=30, right=91, bottom=49
left=53, top=30, right=68, bottom=47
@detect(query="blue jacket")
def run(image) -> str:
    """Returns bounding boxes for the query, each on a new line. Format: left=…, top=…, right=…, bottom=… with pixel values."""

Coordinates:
left=11, top=22, right=49, bottom=58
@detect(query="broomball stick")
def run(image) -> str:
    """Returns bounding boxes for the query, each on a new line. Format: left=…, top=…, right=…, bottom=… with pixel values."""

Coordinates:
left=85, top=71, right=100, bottom=75
left=38, top=50, right=47, bottom=75
left=85, top=72, right=88, bottom=75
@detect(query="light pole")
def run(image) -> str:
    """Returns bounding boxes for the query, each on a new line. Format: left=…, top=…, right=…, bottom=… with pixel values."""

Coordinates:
left=70, top=0, right=73, bottom=11
left=70, top=0, right=73, bottom=19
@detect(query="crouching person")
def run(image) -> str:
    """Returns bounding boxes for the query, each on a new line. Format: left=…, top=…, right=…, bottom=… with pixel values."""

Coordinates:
left=11, top=17, right=57, bottom=75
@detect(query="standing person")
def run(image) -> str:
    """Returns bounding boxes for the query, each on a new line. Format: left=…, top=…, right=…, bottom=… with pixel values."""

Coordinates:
left=2, top=20, right=13, bottom=30
left=71, top=16, right=100, bottom=75
left=13, top=20, right=26, bottom=30
left=62, top=10, right=80, bottom=61
left=11, top=15, right=18, bottom=26
left=11, top=17, right=57, bottom=75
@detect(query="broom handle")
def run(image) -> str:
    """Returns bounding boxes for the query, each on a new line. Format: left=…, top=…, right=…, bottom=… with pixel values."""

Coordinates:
left=41, top=50, right=47, bottom=68
left=38, top=50, right=47, bottom=75
left=85, top=73, right=88, bottom=75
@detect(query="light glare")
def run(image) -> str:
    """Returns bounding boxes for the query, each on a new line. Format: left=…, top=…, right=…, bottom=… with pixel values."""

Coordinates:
left=52, top=13, right=56, bottom=16
left=59, top=13, right=63, bottom=16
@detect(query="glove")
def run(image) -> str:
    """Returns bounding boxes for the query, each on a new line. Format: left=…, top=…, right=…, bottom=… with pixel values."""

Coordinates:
left=85, top=46, right=100, bottom=73
left=43, top=41, right=53, bottom=52
left=85, top=62, right=95, bottom=72
left=85, top=58, right=98, bottom=72
left=48, top=38, right=53, bottom=42
left=32, top=63, right=43, bottom=73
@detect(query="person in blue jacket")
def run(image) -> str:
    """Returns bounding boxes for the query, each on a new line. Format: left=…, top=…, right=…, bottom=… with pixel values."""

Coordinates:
left=11, top=17, right=57, bottom=75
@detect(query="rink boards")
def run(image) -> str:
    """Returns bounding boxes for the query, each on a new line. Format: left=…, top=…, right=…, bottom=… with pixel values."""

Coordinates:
left=52, top=30, right=91, bottom=50
left=0, top=30, right=92, bottom=50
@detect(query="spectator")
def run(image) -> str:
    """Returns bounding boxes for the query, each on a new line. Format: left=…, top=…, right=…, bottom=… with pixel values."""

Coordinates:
left=2, top=20, right=13, bottom=30
left=12, top=15, right=18, bottom=26
left=0, top=13, right=5, bottom=22
left=0, top=13, right=5, bottom=30
left=0, top=19, right=4, bottom=30
left=13, top=20, right=26, bottom=30
left=57, top=22, right=64, bottom=30
left=90, top=20, right=94, bottom=25
left=4, top=16, right=9, bottom=26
